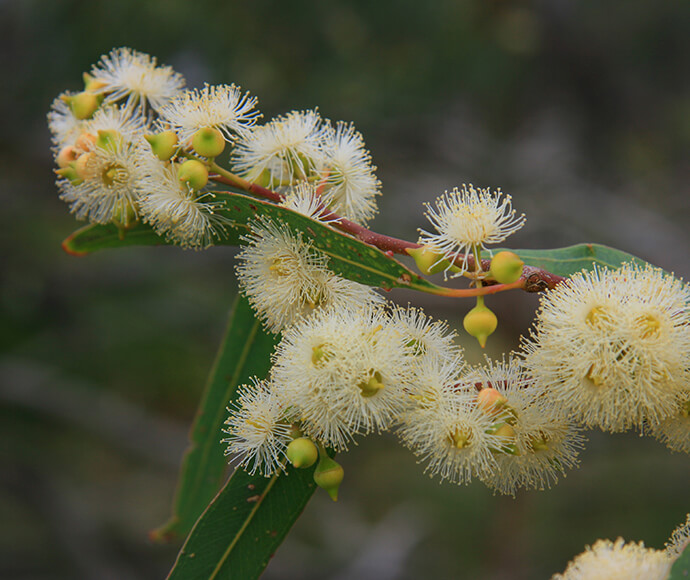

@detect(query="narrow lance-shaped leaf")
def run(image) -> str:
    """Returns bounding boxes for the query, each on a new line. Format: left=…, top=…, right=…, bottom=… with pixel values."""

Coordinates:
left=152, top=295, right=277, bottom=541
left=61, top=191, right=442, bottom=293
left=211, top=192, right=441, bottom=293
left=62, top=222, right=166, bottom=255
left=167, top=464, right=323, bottom=580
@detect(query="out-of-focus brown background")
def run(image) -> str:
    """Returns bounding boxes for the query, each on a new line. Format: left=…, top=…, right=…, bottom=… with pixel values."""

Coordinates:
left=1, top=1, right=688, bottom=578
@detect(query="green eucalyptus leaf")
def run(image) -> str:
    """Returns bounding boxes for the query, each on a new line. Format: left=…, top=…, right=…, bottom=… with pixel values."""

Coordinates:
left=61, top=222, right=166, bottom=255
left=61, top=191, right=442, bottom=293
left=211, top=192, right=440, bottom=292
left=503, top=243, right=652, bottom=278
left=152, top=295, right=277, bottom=541
left=167, top=465, right=319, bottom=580
left=667, top=543, right=690, bottom=579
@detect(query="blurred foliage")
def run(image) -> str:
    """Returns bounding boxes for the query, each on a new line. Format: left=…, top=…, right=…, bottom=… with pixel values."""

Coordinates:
left=1, top=0, right=688, bottom=578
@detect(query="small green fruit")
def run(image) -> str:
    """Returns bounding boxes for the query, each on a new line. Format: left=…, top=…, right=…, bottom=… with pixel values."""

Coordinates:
left=96, top=129, right=120, bottom=151
left=191, top=127, right=226, bottom=158
left=145, top=131, right=179, bottom=161
left=65, top=91, right=100, bottom=120
left=287, top=438, right=318, bottom=469
left=489, top=251, right=524, bottom=284
left=313, top=455, right=344, bottom=502
left=177, top=159, right=208, bottom=190
left=463, top=303, right=498, bottom=348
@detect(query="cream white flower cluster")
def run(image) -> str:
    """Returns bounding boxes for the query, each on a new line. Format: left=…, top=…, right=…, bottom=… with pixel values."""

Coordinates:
left=50, top=49, right=690, bottom=502
left=522, top=263, right=690, bottom=446
left=553, top=514, right=690, bottom=580
left=231, top=112, right=381, bottom=225
left=223, top=296, right=585, bottom=495
left=49, top=47, right=383, bottom=251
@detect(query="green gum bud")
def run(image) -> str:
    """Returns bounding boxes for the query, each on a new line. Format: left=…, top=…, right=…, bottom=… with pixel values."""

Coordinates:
left=177, top=159, right=208, bottom=190
left=55, top=165, right=82, bottom=185
left=287, top=437, right=318, bottom=469
left=191, top=127, right=226, bottom=158
left=486, top=422, right=516, bottom=439
left=489, top=251, right=524, bottom=284
left=96, top=129, right=121, bottom=151
left=83, top=72, right=108, bottom=92
left=313, top=454, right=344, bottom=502
left=463, top=301, right=498, bottom=348
left=407, top=246, right=454, bottom=275
left=145, top=131, right=179, bottom=161
left=65, top=91, right=100, bottom=120
left=73, top=152, right=92, bottom=180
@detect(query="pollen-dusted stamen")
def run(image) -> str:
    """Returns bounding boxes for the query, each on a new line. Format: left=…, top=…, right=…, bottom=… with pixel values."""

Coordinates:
left=272, top=306, right=409, bottom=450
left=585, top=305, right=613, bottom=329
left=231, top=109, right=330, bottom=190
left=311, top=343, right=333, bottom=367
left=222, top=378, right=292, bottom=477
left=90, top=47, right=185, bottom=112
left=636, top=313, right=661, bottom=339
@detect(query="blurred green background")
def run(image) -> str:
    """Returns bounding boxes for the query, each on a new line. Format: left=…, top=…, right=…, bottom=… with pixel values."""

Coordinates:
left=1, top=0, right=688, bottom=578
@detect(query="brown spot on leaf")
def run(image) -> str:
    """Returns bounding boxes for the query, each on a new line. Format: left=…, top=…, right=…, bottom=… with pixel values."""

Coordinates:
left=247, top=494, right=261, bottom=503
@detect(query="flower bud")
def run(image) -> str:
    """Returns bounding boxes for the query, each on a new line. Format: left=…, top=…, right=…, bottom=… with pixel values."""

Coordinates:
left=407, top=246, right=453, bottom=275
left=177, top=159, right=208, bottom=190
left=64, top=91, right=100, bottom=120
left=56, top=146, right=78, bottom=168
left=487, top=422, right=517, bottom=439
left=287, top=437, right=318, bottom=469
left=55, top=165, right=82, bottom=185
left=476, top=387, right=508, bottom=416
left=82, top=72, right=108, bottom=92
left=313, top=455, right=344, bottom=502
left=489, top=251, right=524, bottom=284
left=75, top=132, right=97, bottom=152
left=463, top=302, right=498, bottom=348
left=73, top=152, right=93, bottom=180
left=191, top=127, right=226, bottom=158
left=96, top=129, right=120, bottom=151
left=145, top=131, right=179, bottom=161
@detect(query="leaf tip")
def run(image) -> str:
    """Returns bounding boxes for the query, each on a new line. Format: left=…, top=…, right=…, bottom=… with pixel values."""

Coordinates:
left=61, top=235, right=87, bottom=257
